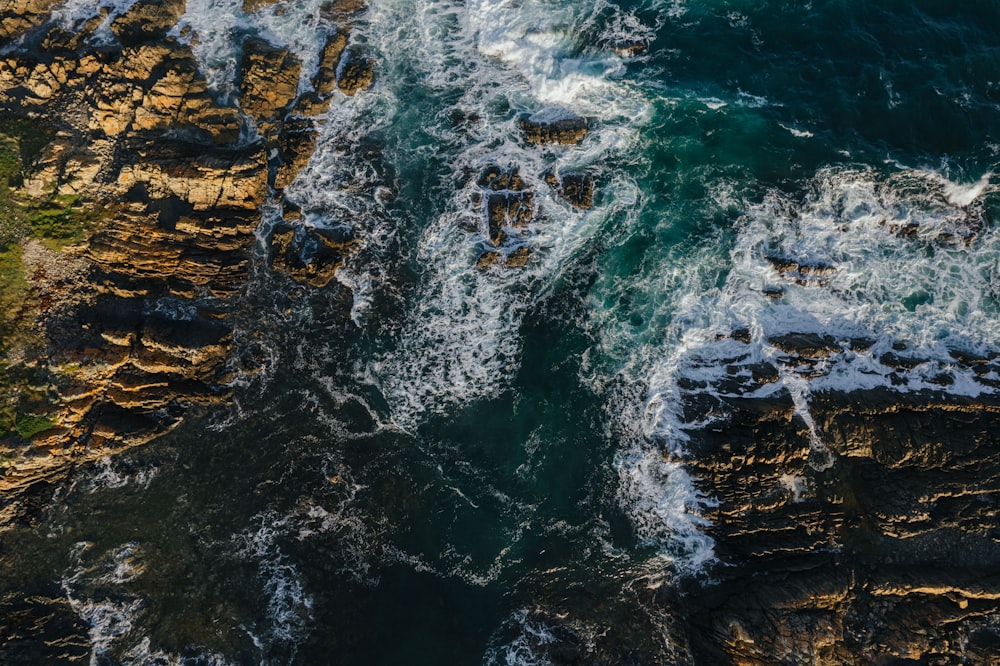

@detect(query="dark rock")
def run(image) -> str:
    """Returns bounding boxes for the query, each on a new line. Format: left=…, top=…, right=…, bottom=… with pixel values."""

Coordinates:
left=270, top=223, right=359, bottom=288
left=313, top=31, right=349, bottom=96
left=519, top=112, right=588, bottom=145
left=731, top=328, right=752, bottom=344
left=110, top=0, right=186, bottom=45
left=768, top=333, right=841, bottom=359
left=337, top=48, right=374, bottom=96
left=543, top=170, right=594, bottom=209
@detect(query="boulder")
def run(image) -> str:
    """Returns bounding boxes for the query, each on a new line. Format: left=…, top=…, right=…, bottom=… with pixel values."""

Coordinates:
left=110, top=0, right=187, bottom=45
left=520, top=111, right=588, bottom=145
left=543, top=170, right=594, bottom=209
left=336, top=48, right=374, bottom=96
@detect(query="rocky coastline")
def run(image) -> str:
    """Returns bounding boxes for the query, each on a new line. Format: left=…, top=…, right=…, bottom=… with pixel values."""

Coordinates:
left=0, top=0, right=372, bottom=526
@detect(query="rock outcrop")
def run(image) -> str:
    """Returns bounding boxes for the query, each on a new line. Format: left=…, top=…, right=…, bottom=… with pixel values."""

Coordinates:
left=0, top=0, right=373, bottom=526
left=671, top=339, right=1000, bottom=663
left=520, top=112, right=589, bottom=145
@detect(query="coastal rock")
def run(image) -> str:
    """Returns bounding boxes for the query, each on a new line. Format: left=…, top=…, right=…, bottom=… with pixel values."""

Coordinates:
left=110, top=0, right=187, bottom=45
left=0, top=0, right=370, bottom=526
left=677, top=379, right=1000, bottom=664
left=519, top=112, right=588, bottom=145
left=543, top=170, right=594, bottom=209
left=313, top=31, right=349, bottom=96
left=337, top=48, right=375, bottom=96
left=0, top=0, right=62, bottom=40
left=270, top=223, right=359, bottom=288
left=240, top=38, right=302, bottom=129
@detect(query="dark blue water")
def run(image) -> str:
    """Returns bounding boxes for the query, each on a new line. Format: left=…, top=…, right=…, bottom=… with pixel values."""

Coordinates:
left=3, top=0, right=1000, bottom=663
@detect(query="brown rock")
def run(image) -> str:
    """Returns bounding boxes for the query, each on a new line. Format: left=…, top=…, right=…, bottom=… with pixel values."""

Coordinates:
left=0, top=0, right=62, bottom=41
left=543, top=170, right=594, bottom=209
left=110, top=0, right=187, bottom=45
left=337, top=48, right=374, bottom=96
left=313, top=31, right=349, bottom=96
left=270, top=223, right=359, bottom=287
left=240, top=38, right=302, bottom=128
left=520, top=112, right=588, bottom=145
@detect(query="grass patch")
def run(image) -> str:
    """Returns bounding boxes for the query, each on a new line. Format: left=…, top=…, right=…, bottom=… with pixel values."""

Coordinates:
left=0, top=363, right=58, bottom=441
left=14, top=412, right=54, bottom=439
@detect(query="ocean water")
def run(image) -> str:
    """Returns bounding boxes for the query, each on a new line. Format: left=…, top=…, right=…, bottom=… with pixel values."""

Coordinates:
left=4, top=0, right=1000, bottom=663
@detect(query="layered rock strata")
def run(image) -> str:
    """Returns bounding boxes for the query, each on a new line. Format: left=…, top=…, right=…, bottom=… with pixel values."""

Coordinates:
left=0, top=0, right=373, bottom=525
left=674, top=339, right=1000, bottom=663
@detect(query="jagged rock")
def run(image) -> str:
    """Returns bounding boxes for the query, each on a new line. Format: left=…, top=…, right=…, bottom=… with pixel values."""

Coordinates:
left=677, top=381, right=1000, bottom=664
left=337, top=48, right=374, bottom=96
left=476, top=246, right=531, bottom=270
left=543, top=170, right=594, bottom=209
left=607, top=39, right=647, bottom=57
left=270, top=223, right=359, bottom=288
left=274, top=118, right=318, bottom=190
left=520, top=112, right=588, bottom=145
left=313, top=31, right=349, bottom=96
left=485, top=192, right=533, bottom=245
left=476, top=164, right=534, bottom=246
left=766, top=255, right=836, bottom=286
left=0, top=0, right=62, bottom=41
left=240, top=38, right=302, bottom=128
left=110, top=0, right=187, bottom=45
left=243, top=0, right=281, bottom=11
left=768, top=333, right=841, bottom=359
left=321, top=0, right=367, bottom=22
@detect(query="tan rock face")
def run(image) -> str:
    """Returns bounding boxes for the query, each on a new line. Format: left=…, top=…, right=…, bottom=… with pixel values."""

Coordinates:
left=0, top=0, right=371, bottom=526
left=110, top=0, right=187, bottom=44
left=336, top=48, right=375, bottom=96
left=0, top=0, right=63, bottom=40
left=240, top=38, right=302, bottom=128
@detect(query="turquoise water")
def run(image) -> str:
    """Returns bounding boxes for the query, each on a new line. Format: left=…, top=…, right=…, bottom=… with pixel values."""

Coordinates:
left=4, top=0, right=1000, bottom=663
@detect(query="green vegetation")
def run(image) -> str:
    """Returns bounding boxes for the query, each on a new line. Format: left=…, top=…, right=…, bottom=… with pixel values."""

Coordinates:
left=0, top=362, right=58, bottom=441
left=0, top=116, right=83, bottom=441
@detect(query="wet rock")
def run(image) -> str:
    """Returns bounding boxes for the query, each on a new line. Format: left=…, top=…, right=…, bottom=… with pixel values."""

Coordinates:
left=336, top=48, right=374, bottom=96
left=240, top=38, right=302, bottom=128
left=543, top=170, right=594, bottom=209
left=313, top=31, right=349, bottom=96
left=485, top=192, right=533, bottom=244
left=477, top=164, right=534, bottom=246
left=270, top=223, right=359, bottom=288
left=766, top=255, right=836, bottom=286
left=110, top=0, right=187, bottom=45
left=731, top=328, right=752, bottom=344
left=679, top=385, right=1000, bottom=664
left=243, top=0, right=280, bottom=11
left=476, top=246, right=531, bottom=270
left=519, top=111, right=588, bottom=145
left=274, top=118, right=318, bottom=190
left=768, top=333, right=841, bottom=359
left=607, top=39, right=647, bottom=57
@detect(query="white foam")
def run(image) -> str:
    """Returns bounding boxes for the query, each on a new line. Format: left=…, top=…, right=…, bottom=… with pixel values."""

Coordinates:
left=779, top=123, right=814, bottom=138
left=357, top=0, right=657, bottom=427
left=174, top=0, right=340, bottom=99
left=483, top=610, right=558, bottom=666
left=62, top=541, right=148, bottom=665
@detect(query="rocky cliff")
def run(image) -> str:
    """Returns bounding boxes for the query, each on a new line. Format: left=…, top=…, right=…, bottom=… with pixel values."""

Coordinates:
left=674, top=336, right=1000, bottom=664
left=0, top=0, right=373, bottom=526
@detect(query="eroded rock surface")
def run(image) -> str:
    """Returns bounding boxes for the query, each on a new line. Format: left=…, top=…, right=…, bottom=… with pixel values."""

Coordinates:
left=0, top=0, right=371, bottom=526
left=673, top=351, right=1000, bottom=663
